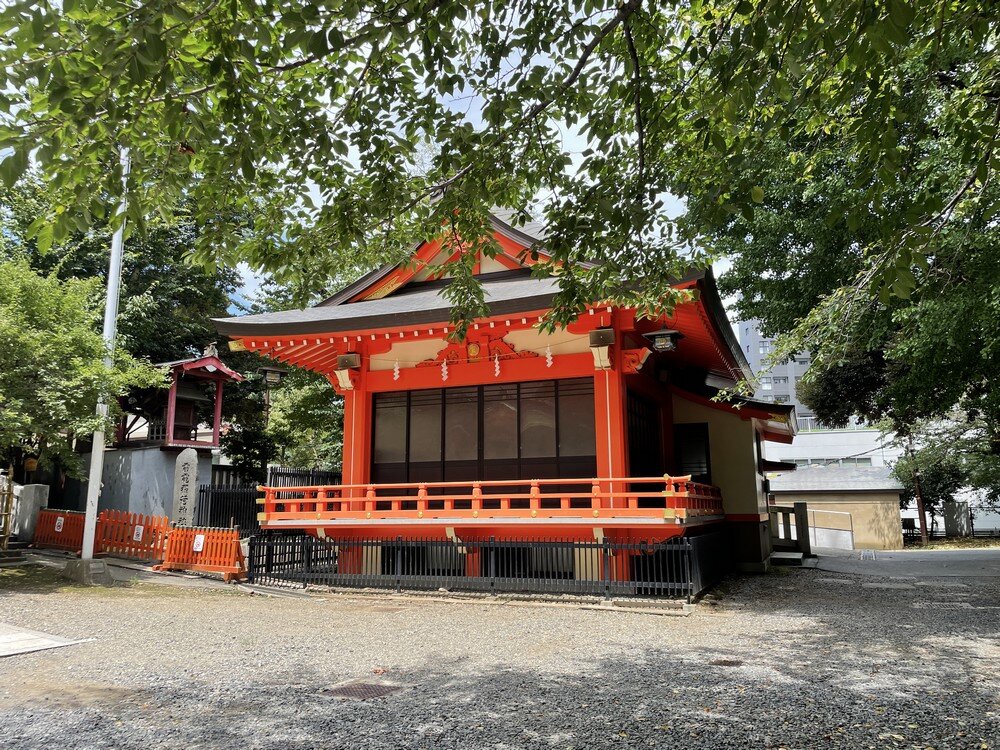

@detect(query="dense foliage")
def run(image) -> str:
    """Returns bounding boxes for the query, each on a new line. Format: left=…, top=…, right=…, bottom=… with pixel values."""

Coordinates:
left=892, top=420, right=1000, bottom=515
left=219, top=281, right=347, bottom=477
left=684, top=34, right=1000, bottom=504
left=0, top=259, right=163, bottom=469
left=1, top=175, right=241, bottom=363
left=3, top=1, right=997, bottom=333
left=267, top=371, right=345, bottom=471
left=1, top=174, right=345, bottom=475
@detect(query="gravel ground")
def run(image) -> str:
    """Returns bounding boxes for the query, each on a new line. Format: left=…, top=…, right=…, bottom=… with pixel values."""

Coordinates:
left=0, top=561, right=997, bottom=749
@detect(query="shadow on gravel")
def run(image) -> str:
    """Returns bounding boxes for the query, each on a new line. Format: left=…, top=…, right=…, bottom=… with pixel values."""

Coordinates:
left=0, top=564, right=72, bottom=596
left=4, top=639, right=996, bottom=748
left=2, top=570, right=997, bottom=749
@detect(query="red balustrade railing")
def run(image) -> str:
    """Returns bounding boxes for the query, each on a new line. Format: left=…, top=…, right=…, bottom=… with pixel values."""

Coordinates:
left=255, top=476, right=724, bottom=529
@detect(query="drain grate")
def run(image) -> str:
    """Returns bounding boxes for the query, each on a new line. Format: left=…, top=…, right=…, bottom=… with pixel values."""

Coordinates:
left=709, top=659, right=743, bottom=667
left=323, top=681, right=402, bottom=700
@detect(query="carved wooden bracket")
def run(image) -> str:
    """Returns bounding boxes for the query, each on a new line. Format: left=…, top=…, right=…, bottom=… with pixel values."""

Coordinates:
left=329, top=369, right=360, bottom=393
left=417, top=333, right=539, bottom=367
left=622, top=347, right=652, bottom=374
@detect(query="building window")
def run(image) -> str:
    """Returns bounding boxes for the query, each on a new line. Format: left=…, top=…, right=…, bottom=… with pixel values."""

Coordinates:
left=409, top=390, right=442, bottom=463
left=483, top=384, right=518, bottom=460
left=760, top=376, right=772, bottom=390
left=759, top=341, right=773, bottom=354
left=773, top=376, right=788, bottom=385
left=519, top=381, right=557, bottom=458
left=372, top=378, right=597, bottom=484
left=444, top=388, right=478, bottom=461
left=372, top=394, right=406, bottom=464
left=557, top=380, right=597, bottom=457
left=674, top=423, right=711, bottom=485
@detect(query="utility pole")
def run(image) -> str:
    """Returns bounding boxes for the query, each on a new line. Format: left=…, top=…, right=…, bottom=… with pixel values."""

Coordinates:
left=80, top=148, right=130, bottom=562
left=908, top=436, right=929, bottom=546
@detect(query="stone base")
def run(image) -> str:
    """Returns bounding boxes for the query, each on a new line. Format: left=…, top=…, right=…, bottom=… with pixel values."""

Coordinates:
left=727, top=519, right=773, bottom=572
left=62, top=559, right=116, bottom=587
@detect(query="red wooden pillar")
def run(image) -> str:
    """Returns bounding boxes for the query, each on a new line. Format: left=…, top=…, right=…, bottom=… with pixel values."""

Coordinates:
left=593, top=349, right=628, bottom=508
left=610, top=542, right=632, bottom=583
left=165, top=372, right=178, bottom=443
left=341, top=387, right=372, bottom=490
left=211, top=380, right=225, bottom=447
left=465, top=546, right=481, bottom=577
left=339, top=544, right=364, bottom=574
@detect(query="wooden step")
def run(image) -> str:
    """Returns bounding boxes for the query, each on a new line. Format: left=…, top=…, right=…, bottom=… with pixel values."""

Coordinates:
left=770, top=551, right=804, bottom=566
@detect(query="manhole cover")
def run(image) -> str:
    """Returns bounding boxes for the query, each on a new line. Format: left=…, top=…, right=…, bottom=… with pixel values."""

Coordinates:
left=324, top=681, right=401, bottom=700
left=709, top=659, right=743, bottom=667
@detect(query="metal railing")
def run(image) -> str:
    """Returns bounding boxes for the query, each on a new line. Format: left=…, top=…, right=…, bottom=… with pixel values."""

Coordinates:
left=267, top=467, right=342, bottom=488
left=196, top=467, right=343, bottom=534
left=196, top=484, right=260, bottom=534
left=256, top=475, right=724, bottom=530
left=246, top=532, right=730, bottom=601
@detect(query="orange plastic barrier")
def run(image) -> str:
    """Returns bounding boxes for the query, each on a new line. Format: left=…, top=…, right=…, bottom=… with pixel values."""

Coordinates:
left=33, top=509, right=86, bottom=552
left=95, top=510, right=170, bottom=561
left=154, top=527, right=246, bottom=581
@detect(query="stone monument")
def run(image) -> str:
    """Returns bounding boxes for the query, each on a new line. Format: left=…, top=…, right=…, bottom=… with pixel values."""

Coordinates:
left=172, top=448, right=199, bottom=526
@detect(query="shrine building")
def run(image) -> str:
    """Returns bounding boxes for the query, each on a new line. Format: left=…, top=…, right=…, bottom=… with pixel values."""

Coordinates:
left=214, top=212, right=794, bottom=577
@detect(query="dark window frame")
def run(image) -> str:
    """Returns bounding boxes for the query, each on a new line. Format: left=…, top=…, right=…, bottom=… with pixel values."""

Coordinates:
left=673, top=422, right=712, bottom=485
left=371, top=378, right=597, bottom=485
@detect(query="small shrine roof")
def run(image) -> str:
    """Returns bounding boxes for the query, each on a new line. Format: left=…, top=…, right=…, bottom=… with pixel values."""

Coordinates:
left=156, top=351, right=243, bottom=381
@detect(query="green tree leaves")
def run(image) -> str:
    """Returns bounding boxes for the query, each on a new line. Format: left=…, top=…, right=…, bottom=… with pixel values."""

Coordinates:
left=1, top=173, right=241, bottom=364
left=0, top=1, right=996, bottom=333
left=0, top=259, right=163, bottom=470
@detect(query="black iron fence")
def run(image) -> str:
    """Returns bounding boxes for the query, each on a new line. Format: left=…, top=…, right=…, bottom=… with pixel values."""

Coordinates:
left=197, top=467, right=342, bottom=535
left=267, top=467, right=342, bottom=487
left=211, top=465, right=255, bottom=487
left=247, top=530, right=729, bottom=600
left=196, top=484, right=259, bottom=534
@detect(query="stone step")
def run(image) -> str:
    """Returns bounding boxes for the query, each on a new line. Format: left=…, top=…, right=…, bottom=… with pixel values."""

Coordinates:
left=770, top=551, right=804, bottom=566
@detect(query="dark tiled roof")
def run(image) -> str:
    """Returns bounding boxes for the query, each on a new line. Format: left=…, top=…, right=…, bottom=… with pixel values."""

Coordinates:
left=214, top=275, right=562, bottom=337
left=770, top=466, right=903, bottom=493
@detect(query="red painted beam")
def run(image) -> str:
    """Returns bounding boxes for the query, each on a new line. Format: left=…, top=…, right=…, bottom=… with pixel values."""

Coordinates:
left=366, top=351, right=594, bottom=392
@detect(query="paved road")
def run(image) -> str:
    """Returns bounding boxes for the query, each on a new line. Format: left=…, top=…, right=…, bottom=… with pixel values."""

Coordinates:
left=816, top=546, right=1000, bottom=577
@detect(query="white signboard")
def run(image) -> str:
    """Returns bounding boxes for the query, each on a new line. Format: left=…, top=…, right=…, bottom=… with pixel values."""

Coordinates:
left=132, top=525, right=145, bottom=542
left=54, top=516, right=65, bottom=533
left=192, top=533, right=206, bottom=553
